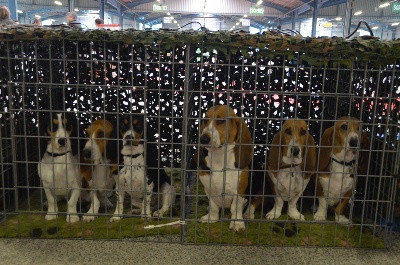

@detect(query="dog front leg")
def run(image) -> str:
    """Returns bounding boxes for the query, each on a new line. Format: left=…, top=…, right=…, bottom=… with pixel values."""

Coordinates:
left=229, top=195, right=245, bottom=232
left=200, top=197, right=219, bottom=223
left=153, top=183, right=176, bottom=217
left=141, top=191, right=152, bottom=221
left=266, top=195, right=284, bottom=220
left=287, top=195, right=305, bottom=220
left=314, top=196, right=328, bottom=221
left=83, top=191, right=100, bottom=222
left=110, top=189, right=125, bottom=222
left=66, top=188, right=80, bottom=223
left=44, top=187, right=58, bottom=220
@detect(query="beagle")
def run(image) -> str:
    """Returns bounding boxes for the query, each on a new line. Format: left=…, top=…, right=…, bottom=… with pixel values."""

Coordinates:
left=262, top=119, right=316, bottom=221
left=195, top=105, right=253, bottom=232
left=80, top=119, right=119, bottom=222
left=37, top=112, right=81, bottom=223
left=110, top=114, right=176, bottom=222
left=314, top=117, right=370, bottom=223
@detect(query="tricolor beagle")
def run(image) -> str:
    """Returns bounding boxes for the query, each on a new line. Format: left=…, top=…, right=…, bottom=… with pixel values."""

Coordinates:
left=38, top=112, right=81, bottom=223
left=264, top=119, right=316, bottom=220
left=81, top=119, right=118, bottom=222
left=195, top=105, right=253, bottom=232
left=314, top=117, right=370, bottom=223
left=110, top=114, right=176, bottom=222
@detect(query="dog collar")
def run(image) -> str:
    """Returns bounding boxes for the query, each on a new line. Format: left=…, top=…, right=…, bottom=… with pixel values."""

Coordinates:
left=46, top=151, right=70, bottom=157
left=124, top=153, right=143, bottom=159
left=331, top=157, right=355, bottom=167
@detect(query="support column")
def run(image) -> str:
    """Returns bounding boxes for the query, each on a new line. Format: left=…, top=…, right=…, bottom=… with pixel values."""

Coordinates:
left=7, top=0, right=18, bottom=20
left=119, top=8, right=123, bottom=29
left=344, top=0, right=354, bottom=36
left=68, top=0, right=75, bottom=12
left=99, top=0, right=105, bottom=20
left=311, top=0, right=321, bottom=37
left=291, top=11, right=297, bottom=34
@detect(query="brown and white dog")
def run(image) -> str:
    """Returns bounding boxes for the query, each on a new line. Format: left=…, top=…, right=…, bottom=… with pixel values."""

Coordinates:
left=195, top=105, right=253, bottom=232
left=314, top=117, right=370, bottom=223
left=80, top=119, right=118, bottom=222
left=38, top=112, right=81, bottom=223
left=261, top=119, right=316, bottom=220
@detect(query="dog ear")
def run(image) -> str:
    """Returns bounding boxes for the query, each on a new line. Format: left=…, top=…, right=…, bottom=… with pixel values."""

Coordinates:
left=67, top=113, right=81, bottom=156
left=318, top=127, right=334, bottom=171
left=358, top=131, right=370, bottom=175
left=268, top=131, right=282, bottom=173
left=304, top=132, right=317, bottom=178
left=234, top=117, right=253, bottom=169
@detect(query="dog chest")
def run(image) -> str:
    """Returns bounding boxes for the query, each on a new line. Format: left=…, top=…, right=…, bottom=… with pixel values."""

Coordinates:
left=319, top=164, right=355, bottom=206
left=117, top=156, right=151, bottom=198
left=269, top=166, right=309, bottom=201
left=199, top=150, right=240, bottom=208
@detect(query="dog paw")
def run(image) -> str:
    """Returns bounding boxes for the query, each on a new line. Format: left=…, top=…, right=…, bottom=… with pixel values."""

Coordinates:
left=109, top=216, right=122, bottom=223
left=141, top=215, right=152, bottom=222
left=66, top=214, right=80, bottom=223
left=45, top=214, right=57, bottom=221
left=313, top=212, right=326, bottom=221
left=335, top=215, right=350, bottom=224
left=265, top=209, right=281, bottom=220
left=82, top=215, right=95, bottom=223
left=243, top=209, right=254, bottom=220
left=153, top=210, right=165, bottom=218
left=229, top=221, right=245, bottom=232
left=288, top=210, right=305, bottom=221
left=199, top=214, right=218, bottom=223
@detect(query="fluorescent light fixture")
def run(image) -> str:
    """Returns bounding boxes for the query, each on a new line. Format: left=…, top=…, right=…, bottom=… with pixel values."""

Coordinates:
left=372, top=26, right=379, bottom=29
left=233, top=26, right=235, bottom=28
left=236, top=22, right=239, bottom=25
left=392, top=22, right=400, bottom=26
left=379, top=2, right=390, bottom=8
left=243, top=14, right=248, bottom=18
left=354, top=11, right=362, bottom=15
left=173, top=20, right=177, bottom=23
left=257, top=0, right=263, bottom=5
left=335, top=17, right=342, bottom=21
left=170, top=16, right=174, bottom=20
left=17, top=10, right=23, bottom=13
left=54, top=1, right=62, bottom=5
left=74, top=8, right=79, bottom=12
left=167, top=12, right=170, bottom=15
left=35, top=15, right=41, bottom=18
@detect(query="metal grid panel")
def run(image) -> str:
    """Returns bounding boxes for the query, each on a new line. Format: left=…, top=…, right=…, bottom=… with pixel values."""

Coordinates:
left=0, top=37, right=398, bottom=247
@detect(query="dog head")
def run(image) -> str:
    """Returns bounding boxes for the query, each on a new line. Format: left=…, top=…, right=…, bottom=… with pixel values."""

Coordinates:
left=82, top=119, right=117, bottom=162
left=119, top=114, right=145, bottom=156
left=268, top=119, right=316, bottom=175
left=199, top=105, right=253, bottom=169
left=42, top=112, right=79, bottom=156
left=319, top=116, right=370, bottom=173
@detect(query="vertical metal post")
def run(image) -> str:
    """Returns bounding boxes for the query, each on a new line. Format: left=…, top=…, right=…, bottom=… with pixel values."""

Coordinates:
left=344, top=0, right=354, bottom=36
left=291, top=11, right=297, bottom=34
left=119, top=8, right=123, bottom=29
left=99, top=0, right=105, bottom=20
left=311, top=0, right=320, bottom=37
left=7, top=0, right=18, bottom=20
left=68, top=0, right=75, bottom=12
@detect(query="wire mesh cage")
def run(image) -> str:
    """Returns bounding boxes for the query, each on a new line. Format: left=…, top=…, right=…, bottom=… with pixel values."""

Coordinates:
left=0, top=28, right=399, bottom=248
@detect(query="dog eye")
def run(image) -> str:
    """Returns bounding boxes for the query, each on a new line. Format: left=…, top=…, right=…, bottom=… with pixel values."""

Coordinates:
left=134, top=125, right=143, bottom=133
left=341, top=124, right=348, bottom=130
left=300, top=129, right=306, bottom=135
left=97, top=132, right=105, bottom=138
left=285, top=128, right=291, bottom=135
left=216, top=120, right=225, bottom=125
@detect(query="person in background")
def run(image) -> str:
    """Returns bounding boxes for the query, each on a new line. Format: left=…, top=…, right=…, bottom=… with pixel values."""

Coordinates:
left=95, top=18, right=103, bottom=28
left=0, top=5, right=17, bottom=25
left=33, top=18, right=41, bottom=26
left=66, top=12, right=81, bottom=29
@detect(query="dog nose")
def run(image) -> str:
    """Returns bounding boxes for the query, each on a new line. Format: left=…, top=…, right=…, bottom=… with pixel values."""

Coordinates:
left=58, top=138, right=66, bottom=147
left=124, top=135, right=133, bottom=145
left=349, top=138, right=358, bottom=148
left=291, top=146, right=300, bottom=157
left=83, top=149, right=92, bottom=160
left=200, top=134, right=211, bottom=145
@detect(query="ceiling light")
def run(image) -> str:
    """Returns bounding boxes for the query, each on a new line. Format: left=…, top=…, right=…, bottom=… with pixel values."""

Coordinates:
left=354, top=11, right=362, bottom=15
left=243, top=14, right=248, bottom=18
left=54, top=1, right=62, bottom=5
left=379, top=2, right=390, bottom=8
left=74, top=8, right=79, bottom=12
left=335, top=17, right=342, bottom=21
left=17, top=10, right=23, bottom=13
left=170, top=16, right=174, bottom=20
left=236, top=22, right=239, bottom=25
left=372, top=26, right=379, bottom=29
left=392, top=22, right=400, bottom=26
left=174, top=20, right=177, bottom=23
left=167, top=12, right=170, bottom=15
left=35, top=15, right=41, bottom=18
left=257, top=0, right=263, bottom=5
